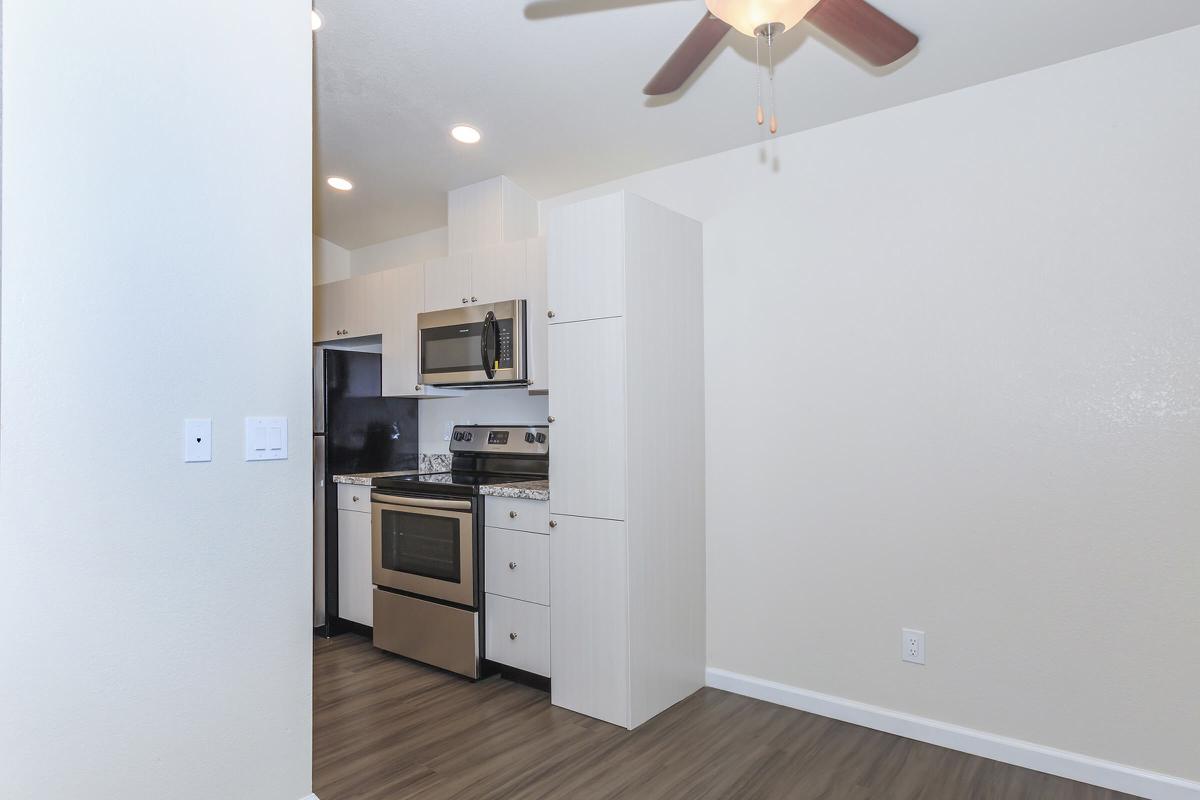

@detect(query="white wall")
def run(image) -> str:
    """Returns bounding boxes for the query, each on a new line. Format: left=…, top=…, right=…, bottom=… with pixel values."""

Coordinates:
left=418, top=388, right=548, bottom=454
left=314, top=235, right=351, bottom=284
left=544, top=27, right=1200, bottom=783
left=0, top=3, right=313, bottom=800
left=351, top=226, right=448, bottom=276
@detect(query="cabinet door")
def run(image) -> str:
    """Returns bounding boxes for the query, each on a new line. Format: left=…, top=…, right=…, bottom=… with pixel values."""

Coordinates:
left=313, top=279, right=347, bottom=342
left=470, top=240, right=527, bottom=306
left=424, top=252, right=472, bottom=311
left=345, top=271, right=385, bottom=338
left=548, top=318, right=626, bottom=520
left=550, top=515, right=629, bottom=727
left=546, top=192, right=625, bottom=324
left=380, top=264, right=424, bottom=396
left=337, top=509, right=373, bottom=627
left=524, top=237, right=549, bottom=392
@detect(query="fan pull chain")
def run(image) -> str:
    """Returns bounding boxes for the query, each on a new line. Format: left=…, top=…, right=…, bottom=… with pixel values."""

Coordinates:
left=768, top=27, right=778, bottom=134
left=755, top=34, right=764, bottom=126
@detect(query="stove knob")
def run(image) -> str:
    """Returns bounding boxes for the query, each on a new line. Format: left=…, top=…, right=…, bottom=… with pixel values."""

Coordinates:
left=464, top=432, right=473, bottom=442
left=453, top=432, right=462, bottom=441
left=536, top=433, right=546, bottom=444
left=524, top=432, right=536, bottom=443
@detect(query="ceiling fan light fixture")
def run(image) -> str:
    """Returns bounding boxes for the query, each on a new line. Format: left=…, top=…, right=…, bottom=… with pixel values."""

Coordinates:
left=704, top=0, right=821, bottom=37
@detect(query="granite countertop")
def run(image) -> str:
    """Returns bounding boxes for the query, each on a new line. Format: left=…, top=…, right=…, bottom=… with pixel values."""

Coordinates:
left=331, top=470, right=419, bottom=486
left=479, top=479, right=550, bottom=502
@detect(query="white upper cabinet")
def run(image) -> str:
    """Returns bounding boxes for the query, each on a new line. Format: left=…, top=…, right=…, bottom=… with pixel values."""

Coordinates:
left=313, top=279, right=347, bottom=342
left=525, top=237, right=548, bottom=392
left=424, top=252, right=473, bottom=311
left=548, top=317, right=626, bottom=520
left=379, top=263, right=423, bottom=396
left=448, top=176, right=538, bottom=255
left=546, top=192, right=626, bottom=324
left=313, top=271, right=384, bottom=342
left=471, top=240, right=527, bottom=306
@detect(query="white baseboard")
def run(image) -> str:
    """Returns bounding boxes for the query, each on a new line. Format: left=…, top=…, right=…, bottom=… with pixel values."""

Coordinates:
left=706, top=668, right=1200, bottom=800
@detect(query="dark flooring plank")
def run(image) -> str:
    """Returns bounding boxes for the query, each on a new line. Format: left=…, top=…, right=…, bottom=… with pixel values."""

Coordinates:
left=313, top=635, right=1141, bottom=800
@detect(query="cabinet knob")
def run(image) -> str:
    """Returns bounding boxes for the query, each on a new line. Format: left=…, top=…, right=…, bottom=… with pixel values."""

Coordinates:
left=509, top=632, right=518, bottom=640
left=549, top=520, right=557, bottom=529
left=470, top=296, right=477, bottom=303
left=508, top=561, right=518, bottom=570
left=547, top=415, right=555, bottom=423
left=509, top=510, right=518, bottom=519
left=547, top=310, right=556, bottom=319
left=415, top=385, right=422, bottom=391
left=462, top=297, right=469, bottom=304
left=352, top=496, right=359, bottom=502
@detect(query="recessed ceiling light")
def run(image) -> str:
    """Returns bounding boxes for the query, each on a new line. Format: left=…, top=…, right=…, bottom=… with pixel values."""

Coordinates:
left=311, top=9, right=323, bottom=31
left=450, top=125, right=482, bottom=145
left=326, top=176, right=353, bottom=191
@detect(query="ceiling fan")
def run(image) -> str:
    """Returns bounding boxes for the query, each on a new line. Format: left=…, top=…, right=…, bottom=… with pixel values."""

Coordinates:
left=641, top=0, right=918, bottom=133
left=646, top=0, right=918, bottom=94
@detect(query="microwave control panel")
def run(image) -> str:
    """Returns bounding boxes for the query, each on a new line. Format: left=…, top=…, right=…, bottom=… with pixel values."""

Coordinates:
left=496, top=319, right=513, bottom=367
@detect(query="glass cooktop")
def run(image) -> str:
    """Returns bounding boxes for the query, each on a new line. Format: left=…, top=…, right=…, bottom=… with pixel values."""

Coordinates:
left=372, top=471, right=538, bottom=497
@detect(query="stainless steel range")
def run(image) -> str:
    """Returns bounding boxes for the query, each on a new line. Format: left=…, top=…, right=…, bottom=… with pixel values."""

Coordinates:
left=369, top=424, right=549, bottom=678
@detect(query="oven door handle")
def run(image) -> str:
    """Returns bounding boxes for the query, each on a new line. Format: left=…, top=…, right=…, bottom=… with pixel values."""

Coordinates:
left=371, top=493, right=473, bottom=511
left=480, top=310, right=497, bottom=380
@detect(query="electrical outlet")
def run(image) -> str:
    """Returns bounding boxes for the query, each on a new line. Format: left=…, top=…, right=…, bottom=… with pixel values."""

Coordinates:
left=902, top=629, right=925, bottom=665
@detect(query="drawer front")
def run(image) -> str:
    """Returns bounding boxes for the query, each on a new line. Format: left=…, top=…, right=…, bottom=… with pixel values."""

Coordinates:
left=484, top=496, right=549, bottom=533
left=484, top=528, right=549, bottom=605
left=485, top=593, right=550, bottom=677
left=337, top=483, right=371, bottom=513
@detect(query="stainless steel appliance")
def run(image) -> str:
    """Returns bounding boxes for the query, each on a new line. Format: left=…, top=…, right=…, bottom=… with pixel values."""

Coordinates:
left=313, top=346, right=417, bottom=634
left=418, top=300, right=528, bottom=387
left=370, top=424, right=549, bottom=678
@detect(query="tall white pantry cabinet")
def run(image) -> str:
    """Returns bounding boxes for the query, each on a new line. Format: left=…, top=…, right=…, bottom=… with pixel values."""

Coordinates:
left=545, top=191, right=705, bottom=729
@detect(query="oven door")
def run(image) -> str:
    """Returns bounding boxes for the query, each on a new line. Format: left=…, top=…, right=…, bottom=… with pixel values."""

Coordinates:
left=418, top=300, right=526, bottom=386
left=371, top=493, right=476, bottom=608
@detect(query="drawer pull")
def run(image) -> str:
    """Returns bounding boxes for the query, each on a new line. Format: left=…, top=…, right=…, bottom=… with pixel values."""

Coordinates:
left=508, top=561, right=518, bottom=570
left=509, top=510, right=518, bottom=518
left=509, top=632, right=518, bottom=640
left=548, top=520, right=557, bottom=528
left=352, top=496, right=360, bottom=502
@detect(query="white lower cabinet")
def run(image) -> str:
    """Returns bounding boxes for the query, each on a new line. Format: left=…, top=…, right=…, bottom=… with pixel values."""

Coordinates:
left=485, top=593, right=550, bottom=676
left=549, top=515, right=630, bottom=727
left=484, top=527, right=550, bottom=605
left=336, top=508, right=373, bottom=627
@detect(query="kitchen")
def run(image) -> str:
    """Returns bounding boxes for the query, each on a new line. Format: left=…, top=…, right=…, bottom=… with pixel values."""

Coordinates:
left=312, top=176, right=705, bottom=729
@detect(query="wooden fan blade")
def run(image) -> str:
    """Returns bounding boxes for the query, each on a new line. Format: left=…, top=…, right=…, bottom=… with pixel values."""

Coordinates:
left=643, top=13, right=732, bottom=95
left=804, top=0, right=918, bottom=67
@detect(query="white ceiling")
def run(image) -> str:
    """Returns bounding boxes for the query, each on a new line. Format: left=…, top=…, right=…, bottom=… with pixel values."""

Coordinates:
left=313, top=0, right=1200, bottom=249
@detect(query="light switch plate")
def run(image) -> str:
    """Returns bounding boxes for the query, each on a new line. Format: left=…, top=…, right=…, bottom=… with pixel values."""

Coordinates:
left=245, top=416, right=288, bottom=461
left=184, top=418, right=212, bottom=462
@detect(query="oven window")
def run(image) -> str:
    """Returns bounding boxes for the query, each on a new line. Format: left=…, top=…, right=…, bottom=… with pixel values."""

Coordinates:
left=378, top=510, right=461, bottom=583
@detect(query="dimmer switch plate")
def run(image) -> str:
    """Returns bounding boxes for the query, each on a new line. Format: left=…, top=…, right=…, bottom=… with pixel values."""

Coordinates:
left=184, top=419, right=212, bottom=462
left=245, top=417, right=288, bottom=461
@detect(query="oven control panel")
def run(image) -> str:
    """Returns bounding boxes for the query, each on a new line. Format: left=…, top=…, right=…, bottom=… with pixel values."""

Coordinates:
left=449, top=425, right=549, bottom=456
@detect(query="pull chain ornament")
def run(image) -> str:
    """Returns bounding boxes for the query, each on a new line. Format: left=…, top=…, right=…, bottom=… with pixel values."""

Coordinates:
left=755, top=34, right=764, bottom=126
left=753, top=23, right=782, bottom=135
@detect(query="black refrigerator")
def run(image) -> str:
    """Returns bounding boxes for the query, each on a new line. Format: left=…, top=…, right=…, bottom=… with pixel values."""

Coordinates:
left=314, top=348, right=417, bottom=636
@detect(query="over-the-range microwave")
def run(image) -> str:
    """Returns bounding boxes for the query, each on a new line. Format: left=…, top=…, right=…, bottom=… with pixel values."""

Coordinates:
left=417, top=299, right=528, bottom=387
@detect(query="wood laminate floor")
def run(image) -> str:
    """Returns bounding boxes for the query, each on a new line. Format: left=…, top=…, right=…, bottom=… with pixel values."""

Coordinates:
left=313, top=634, right=1138, bottom=800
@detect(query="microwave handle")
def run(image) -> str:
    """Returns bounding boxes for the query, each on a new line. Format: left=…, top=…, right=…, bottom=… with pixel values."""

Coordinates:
left=481, top=310, right=497, bottom=380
